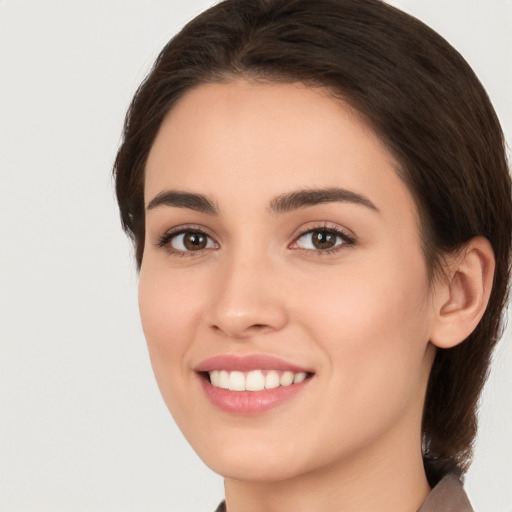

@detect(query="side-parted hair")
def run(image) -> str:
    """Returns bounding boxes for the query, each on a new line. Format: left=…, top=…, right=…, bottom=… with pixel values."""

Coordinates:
left=114, top=0, right=512, bottom=483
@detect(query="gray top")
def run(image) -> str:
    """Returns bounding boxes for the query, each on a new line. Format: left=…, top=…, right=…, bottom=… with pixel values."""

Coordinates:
left=417, top=473, right=474, bottom=512
left=214, top=473, right=473, bottom=512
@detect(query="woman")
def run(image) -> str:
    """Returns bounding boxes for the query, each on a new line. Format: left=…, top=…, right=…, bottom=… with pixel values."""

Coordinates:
left=113, top=0, right=511, bottom=510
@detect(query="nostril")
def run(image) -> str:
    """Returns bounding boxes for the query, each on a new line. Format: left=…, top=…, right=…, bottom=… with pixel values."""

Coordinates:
left=207, top=304, right=289, bottom=338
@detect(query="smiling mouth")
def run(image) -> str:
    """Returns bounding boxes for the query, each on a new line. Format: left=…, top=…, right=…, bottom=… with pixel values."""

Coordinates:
left=201, top=369, right=313, bottom=392
left=195, top=355, right=315, bottom=413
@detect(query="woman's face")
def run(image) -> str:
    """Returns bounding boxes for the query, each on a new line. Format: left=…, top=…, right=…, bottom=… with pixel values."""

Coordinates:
left=139, top=80, right=438, bottom=482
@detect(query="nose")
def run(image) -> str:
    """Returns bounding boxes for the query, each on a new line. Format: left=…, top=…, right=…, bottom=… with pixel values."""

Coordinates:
left=205, top=251, right=289, bottom=339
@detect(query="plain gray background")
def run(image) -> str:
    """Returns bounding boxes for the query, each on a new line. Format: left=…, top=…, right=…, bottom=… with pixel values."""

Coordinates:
left=0, top=1, right=510, bottom=511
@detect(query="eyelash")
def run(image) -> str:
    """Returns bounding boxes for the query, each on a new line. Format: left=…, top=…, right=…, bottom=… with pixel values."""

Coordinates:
left=292, top=224, right=355, bottom=255
left=156, top=224, right=216, bottom=257
left=156, top=223, right=355, bottom=257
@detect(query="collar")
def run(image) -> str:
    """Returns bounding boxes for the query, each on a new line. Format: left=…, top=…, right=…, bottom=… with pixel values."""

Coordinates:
left=417, top=473, right=474, bottom=512
left=214, top=473, right=474, bottom=512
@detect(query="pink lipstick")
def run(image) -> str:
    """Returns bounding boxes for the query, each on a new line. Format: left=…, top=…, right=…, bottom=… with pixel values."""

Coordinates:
left=195, top=355, right=313, bottom=415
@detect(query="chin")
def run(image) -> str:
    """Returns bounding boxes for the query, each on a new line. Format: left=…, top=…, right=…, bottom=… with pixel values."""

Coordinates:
left=183, top=426, right=312, bottom=482
left=204, top=449, right=307, bottom=482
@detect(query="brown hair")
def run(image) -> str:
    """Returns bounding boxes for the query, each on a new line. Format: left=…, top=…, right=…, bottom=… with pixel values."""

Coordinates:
left=114, top=0, right=512, bottom=482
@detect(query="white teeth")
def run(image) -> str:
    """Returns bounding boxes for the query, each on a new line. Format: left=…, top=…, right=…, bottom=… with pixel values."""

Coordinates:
left=219, top=370, right=229, bottom=389
left=228, top=371, right=245, bottom=391
left=293, top=372, right=306, bottom=384
left=280, top=371, right=294, bottom=386
left=265, top=370, right=280, bottom=389
left=210, top=370, right=220, bottom=387
left=246, top=370, right=265, bottom=391
left=207, top=369, right=309, bottom=391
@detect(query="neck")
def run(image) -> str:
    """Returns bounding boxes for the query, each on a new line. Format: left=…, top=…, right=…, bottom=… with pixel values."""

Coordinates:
left=223, top=422, right=430, bottom=512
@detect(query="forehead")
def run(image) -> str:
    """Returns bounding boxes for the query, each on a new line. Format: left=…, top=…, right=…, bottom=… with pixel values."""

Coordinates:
left=144, top=80, right=418, bottom=226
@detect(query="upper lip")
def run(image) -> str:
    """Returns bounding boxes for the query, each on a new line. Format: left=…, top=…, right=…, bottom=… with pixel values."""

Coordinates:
left=195, top=354, right=313, bottom=374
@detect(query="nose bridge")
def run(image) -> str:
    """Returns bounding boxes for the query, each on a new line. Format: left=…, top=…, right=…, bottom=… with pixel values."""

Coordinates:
left=207, top=241, right=288, bottom=338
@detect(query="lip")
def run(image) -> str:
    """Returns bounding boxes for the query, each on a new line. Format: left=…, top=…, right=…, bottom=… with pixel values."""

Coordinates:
left=195, top=354, right=312, bottom=373
left=195, top=354, right=314, bottom=415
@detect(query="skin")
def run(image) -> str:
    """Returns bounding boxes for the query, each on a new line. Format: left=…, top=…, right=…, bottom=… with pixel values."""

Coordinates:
left=138, top=80, right=491, bottom=512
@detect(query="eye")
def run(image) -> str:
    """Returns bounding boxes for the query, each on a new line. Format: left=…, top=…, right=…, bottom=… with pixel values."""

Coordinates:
left=158, top=228, right=218, bottom=255
left=292, top=226, right=354, bottom=253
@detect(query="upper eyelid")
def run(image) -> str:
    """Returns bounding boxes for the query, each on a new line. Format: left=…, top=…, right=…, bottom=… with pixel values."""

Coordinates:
left=156, top=224, right=217, bottom=244
left=291, top=223, right=354, bottom=242
left=156, top=227, right=218, bottom=257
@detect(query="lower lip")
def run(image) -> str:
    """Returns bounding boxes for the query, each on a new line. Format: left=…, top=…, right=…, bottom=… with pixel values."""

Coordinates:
left=198, top=375, right=312, bottom=415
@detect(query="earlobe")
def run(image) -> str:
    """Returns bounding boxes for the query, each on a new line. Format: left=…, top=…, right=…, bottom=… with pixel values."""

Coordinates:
left=430, top=237, right=495, bottom=349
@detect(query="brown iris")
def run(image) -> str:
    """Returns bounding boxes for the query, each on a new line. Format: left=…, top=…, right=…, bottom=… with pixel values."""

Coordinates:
left=183, top=232, right=208, bottom=250
left=311, top=230, right=337, bottom=250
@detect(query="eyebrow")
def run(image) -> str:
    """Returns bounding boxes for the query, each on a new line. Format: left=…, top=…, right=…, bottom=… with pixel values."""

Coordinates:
left=146, top=187, right=378, bottom=215
left=268, top=187, right=379, bottom=214
left=146, top=190, right=218, bottom=214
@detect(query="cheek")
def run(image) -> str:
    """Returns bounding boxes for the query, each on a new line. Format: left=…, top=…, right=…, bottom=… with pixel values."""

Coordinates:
left=285, top=262, right=432, bottom=464
left=139, top=260, right=202, bottom=339
left=295, top=249, right=432, bottom=407
left=137, top=263, right=202, bottom=401
left=297, top=250, right=430, bottom=343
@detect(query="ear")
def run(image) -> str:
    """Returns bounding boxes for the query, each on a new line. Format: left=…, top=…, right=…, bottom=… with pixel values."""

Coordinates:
left=430, top=237, right=495, bottom=349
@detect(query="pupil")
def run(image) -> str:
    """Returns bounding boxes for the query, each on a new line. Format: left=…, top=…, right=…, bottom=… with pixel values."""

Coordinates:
left=184, top=232, right=206, bottom=250
left=313, top=231, right=335, bottom=249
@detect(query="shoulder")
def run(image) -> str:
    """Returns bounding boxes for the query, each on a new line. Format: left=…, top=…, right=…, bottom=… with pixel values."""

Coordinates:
left=213, top=474, right=473, bottom=512
left=417, top=473, right=474, bottom=512
left=214, top=502, right=226, bottom=512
